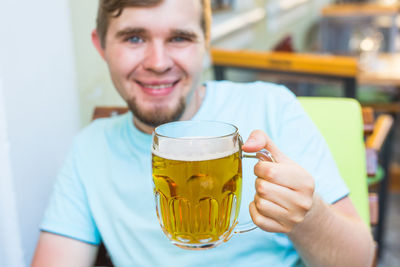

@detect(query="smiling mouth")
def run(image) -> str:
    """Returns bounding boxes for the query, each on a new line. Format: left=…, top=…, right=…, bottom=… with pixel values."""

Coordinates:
left=140, top=83, right=174, bottom=89
left=136, top=80, right=180, bottom=96
left=137, top=80, right=179, bottom=88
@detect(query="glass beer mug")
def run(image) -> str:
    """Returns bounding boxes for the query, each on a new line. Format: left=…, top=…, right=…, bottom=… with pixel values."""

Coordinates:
left=152, top=121, right=274, bottom=250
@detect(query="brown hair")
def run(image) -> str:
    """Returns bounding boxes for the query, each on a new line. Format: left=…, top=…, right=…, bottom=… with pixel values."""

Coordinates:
left=96, top=0, right=211, bottom=48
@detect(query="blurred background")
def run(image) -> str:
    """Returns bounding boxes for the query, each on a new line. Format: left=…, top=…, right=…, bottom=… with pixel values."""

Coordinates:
left=0, top=0, right=399, bottom=266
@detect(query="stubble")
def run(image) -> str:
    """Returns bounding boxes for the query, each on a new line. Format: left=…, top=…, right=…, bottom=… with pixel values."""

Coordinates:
left=127, top=96, right=186, bottom=127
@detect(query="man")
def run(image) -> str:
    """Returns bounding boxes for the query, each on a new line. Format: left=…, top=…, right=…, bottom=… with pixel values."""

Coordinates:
left=32, top=0, right=374, bottom=266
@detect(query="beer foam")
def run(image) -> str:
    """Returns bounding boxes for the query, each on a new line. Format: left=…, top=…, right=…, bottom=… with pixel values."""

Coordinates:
left=152, top=147, right=239, bottom=161
left=152, top=135, right=240, bottom=161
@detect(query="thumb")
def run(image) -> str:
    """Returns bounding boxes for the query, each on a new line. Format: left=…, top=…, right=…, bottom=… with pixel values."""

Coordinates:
left=242, top=130, right=290, bottom=163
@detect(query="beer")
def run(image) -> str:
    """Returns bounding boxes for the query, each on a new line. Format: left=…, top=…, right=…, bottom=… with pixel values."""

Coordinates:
left=151, top=121, right=266, bottom=249
left=152, top=150, right=242, bottom=249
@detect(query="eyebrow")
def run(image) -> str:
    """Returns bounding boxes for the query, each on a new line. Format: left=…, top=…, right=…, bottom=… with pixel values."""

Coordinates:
left=114, top=27, right=199, bottom=40
left=170, top=29, right=198, bottom=40
left=115, top=27, right=146, bottom=39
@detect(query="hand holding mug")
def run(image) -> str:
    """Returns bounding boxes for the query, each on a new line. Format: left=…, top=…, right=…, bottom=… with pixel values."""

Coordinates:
left=243, top=130, right=316, bottom=233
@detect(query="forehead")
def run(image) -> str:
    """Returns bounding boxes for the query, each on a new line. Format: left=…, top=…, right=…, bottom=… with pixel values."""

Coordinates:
left=108, top=0, right=203, bottom=35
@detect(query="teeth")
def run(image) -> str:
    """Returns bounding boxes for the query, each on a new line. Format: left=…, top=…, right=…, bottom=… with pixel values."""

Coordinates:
left=143, top=83, right=174, bottom=90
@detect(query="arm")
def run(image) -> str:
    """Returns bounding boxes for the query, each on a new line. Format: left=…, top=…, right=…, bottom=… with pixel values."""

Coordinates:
left=287, top=195, right=374, bottom=267
left=243, top=130, right=375, bottom=267
left=31, top=232, right=99, bottom=267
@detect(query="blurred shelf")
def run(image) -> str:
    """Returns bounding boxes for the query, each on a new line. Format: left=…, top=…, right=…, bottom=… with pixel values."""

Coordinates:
left=322, top=2, right=400, bottom=17
left=211, top=48, right=358, bottom=77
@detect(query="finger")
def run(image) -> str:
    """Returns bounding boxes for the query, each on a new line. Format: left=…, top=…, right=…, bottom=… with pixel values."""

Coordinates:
left=242, top=130, right=290, bottom=163
left=255, top=178, right=314, bottom=227
left=249, top=202, right=290, bottom=233
left=254, top=178, right=298, bottom=211
left=254, top=195, right=306, bottom=230
left=242, top=130, right=267, bottom=152
left=253, top=194, right=289, bottom=222
left=254, top=198, right=306, bottom=231
left=254, top=161, right=310, bottom=190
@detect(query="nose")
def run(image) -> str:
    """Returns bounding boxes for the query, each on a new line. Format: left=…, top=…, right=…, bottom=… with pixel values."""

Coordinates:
left=142, top=41, right=173, bottom=74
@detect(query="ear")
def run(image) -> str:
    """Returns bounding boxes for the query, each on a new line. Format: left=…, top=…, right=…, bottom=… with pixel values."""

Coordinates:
left=91, top=29, right=106, bottom=60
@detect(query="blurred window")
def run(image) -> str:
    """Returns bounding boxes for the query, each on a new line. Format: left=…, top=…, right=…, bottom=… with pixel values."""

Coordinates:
left=279, top=0, right=309, bottom=10
left=211, top=0, right=234, bottom=12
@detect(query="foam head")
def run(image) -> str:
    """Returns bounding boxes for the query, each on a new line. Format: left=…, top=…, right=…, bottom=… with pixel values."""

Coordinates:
left=152, top=121, right=240, bottom=161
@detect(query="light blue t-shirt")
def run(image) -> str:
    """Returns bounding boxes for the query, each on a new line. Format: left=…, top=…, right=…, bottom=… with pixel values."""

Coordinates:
left=41, top=81, right=349, bottom=267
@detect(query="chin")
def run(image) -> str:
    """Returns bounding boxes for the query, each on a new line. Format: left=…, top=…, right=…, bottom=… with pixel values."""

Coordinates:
left=128, top=97, right=186, bottom=127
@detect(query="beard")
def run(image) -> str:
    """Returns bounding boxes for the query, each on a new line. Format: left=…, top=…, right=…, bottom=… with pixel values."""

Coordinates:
left=127, top=96, right=186, bottom=127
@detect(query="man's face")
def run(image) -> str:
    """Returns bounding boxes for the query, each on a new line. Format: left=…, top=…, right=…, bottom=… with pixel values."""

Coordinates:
left=95, top=0, right=206, bottom=127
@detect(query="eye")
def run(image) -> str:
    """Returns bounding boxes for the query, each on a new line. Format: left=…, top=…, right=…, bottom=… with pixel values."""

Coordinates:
left=127, top=36, right=144, bottom=44
left=170, top=36, right=190, bottom=43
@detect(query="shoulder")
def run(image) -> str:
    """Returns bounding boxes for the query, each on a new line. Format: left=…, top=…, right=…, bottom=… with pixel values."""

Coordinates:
left=73, top=113, right=129, bottom=149
left=205, top=81, right=297, bottom=114
left=60, top=113, right=131, bottom=181
left=206, top=80, right=295, bottom=101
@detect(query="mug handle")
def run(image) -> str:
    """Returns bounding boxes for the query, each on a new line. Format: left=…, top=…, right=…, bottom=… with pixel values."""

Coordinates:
left=234, top=137, right=276, bottom=234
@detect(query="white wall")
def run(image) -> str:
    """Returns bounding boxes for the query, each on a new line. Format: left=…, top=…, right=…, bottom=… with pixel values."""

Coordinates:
left=0, top=0, right=80, bottom=265
left=0, top=78, right=24, bottom=267
left=70, top=0, right=125, bottom=126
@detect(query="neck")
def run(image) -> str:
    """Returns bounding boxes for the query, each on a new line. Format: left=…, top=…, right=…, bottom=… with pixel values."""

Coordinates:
left=133, top=85, right=206, bottom=134
left=132, top=117, right=155, bottom=135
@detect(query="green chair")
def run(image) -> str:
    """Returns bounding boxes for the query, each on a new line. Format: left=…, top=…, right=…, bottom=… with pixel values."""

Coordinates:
left=298, top=97, right=370, bottom=226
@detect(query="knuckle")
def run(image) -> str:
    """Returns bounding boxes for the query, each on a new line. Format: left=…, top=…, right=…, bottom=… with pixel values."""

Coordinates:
left=252, top=214, right=262, bottom=227
left=305, top=180, right=315, bottom=194
left=290, top=214, right=305, bottom=225
left=304, top=198, right=313, bottom=211
left=298, top=197, right=313, bottom=212
left=254, top=162, right=278, bottom=180
left=265, top=166, right=278, bottom=179
left=254, top=196, right=262, bottom=209
left=297, top=203, right=308, bottom=213
left=255, top=198, right=267, bottom=214
left=255, top=178, right=262, bottom=190
left=255, top=179, right=268, bottom=194
left=254, top=162, right=264, bottom=177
